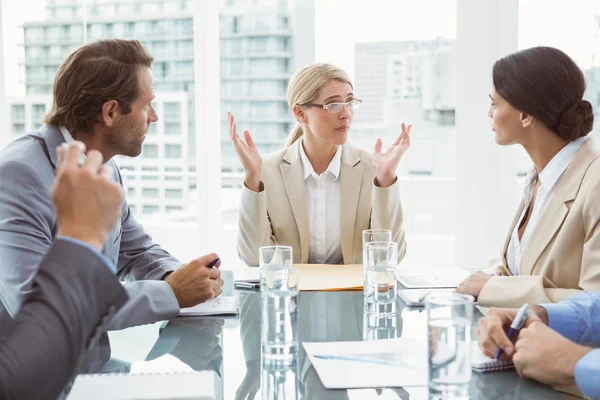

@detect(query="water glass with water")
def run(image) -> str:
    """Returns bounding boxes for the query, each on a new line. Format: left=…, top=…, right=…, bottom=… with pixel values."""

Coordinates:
left=364, top=241, right=398, bottom=316
left=260, top=264, right=299, bottom=364
left=362, top=230, right=392, bottom=295
left=260, top=245, right=293, bottom=268
left=426, top=293, right=474, bottom=399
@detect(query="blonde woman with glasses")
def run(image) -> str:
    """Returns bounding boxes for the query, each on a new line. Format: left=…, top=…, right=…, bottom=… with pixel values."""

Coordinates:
left=230, top=63, right=410, bottom=267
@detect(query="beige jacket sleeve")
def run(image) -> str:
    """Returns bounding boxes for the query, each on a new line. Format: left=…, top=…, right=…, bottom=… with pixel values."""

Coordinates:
left=478, top=187, right=600, bottom=308
left=237, top=183, right=276, bottom=267
left=370, top=178, right=407, bottom=262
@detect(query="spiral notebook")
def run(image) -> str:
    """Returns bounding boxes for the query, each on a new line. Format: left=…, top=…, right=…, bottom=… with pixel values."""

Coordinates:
left=471, top=342, right=514, bottom=373
left=67, top=371, right=216, bottom=399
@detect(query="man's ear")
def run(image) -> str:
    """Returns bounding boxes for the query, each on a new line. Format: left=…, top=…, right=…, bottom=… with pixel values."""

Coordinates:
left=100, top=100, right=120, bottom=127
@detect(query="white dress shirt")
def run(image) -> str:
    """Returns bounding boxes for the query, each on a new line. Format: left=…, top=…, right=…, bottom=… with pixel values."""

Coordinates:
left=506, top=135, right=589, bottom=275
left=299, top=139, right=343, bottom=264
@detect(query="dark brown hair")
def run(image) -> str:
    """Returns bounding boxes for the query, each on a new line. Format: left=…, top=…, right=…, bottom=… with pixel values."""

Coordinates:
left=45, top=39, right=153, bottom=134
left=493, top=46, right=593, bottom=141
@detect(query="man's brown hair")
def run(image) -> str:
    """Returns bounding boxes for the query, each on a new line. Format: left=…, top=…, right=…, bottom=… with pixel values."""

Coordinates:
left=45, top=39, right=154, bottom=135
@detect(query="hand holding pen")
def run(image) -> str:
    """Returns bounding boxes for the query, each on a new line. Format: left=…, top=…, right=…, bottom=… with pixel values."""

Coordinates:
left=494, top=303, right=529, bottom=359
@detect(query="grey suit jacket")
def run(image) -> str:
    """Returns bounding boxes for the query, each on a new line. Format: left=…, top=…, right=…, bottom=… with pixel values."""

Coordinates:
left=0, top=125, right=181, bottom=330
left=0, top=238, right=128, bottom=400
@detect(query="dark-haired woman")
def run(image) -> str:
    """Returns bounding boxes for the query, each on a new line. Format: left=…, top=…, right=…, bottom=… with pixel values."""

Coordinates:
left=456, top=46, right=600, bottom=308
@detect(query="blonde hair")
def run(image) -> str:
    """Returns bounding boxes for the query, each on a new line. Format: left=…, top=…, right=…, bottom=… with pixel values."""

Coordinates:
left=284, top=63, right=353, bottom=147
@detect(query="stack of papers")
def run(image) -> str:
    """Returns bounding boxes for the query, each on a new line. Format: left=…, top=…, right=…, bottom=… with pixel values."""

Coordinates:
left=303, top=338, right=428, bottom=389
left=179, top=296, right=239, bottom=317
left=397, top=268, right=470, bottom=289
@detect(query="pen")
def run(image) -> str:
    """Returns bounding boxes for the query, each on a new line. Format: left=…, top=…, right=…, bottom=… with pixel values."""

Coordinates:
left=234, top=281, right=260, bottom=289
left=495, top=303, right=529, bottom=359
left=313, top=354, right=398, bottom=367
left=418, top=290, right=431, bottom=302
left=207, top=257, right=220, bottom=268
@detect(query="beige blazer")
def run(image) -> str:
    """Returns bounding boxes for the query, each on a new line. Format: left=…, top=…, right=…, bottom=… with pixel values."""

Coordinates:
left=478, top=137, right=600, bottom=308
left=237, top=139, right=407, bottom=266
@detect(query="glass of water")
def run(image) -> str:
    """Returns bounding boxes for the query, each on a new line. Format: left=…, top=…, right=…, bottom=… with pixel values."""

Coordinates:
left=362, top=230, right=392, bottom=296
left=260, top=246, right=293, bottom=268
left=363, top=304, right=397, bottom=341
left=262, top=356, right=298, bottom=400
left=260, top=264, right=299, bottom=364
left=426, top=293, right=474, bottom=399
left=364, top=241, right=398, bottom=316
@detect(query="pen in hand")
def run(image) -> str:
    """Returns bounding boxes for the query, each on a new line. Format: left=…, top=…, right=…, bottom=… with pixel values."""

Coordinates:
left=207, top=257, right=220, bottom=268
left=495, top=303, right=529, bottom=359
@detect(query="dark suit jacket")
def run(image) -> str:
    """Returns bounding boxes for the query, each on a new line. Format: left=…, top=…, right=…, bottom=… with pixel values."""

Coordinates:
left=0, top=239, right=128, bottom=400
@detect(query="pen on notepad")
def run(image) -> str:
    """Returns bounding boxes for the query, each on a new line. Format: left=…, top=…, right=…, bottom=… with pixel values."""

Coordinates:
left=418, top=290, right=431, bottom=302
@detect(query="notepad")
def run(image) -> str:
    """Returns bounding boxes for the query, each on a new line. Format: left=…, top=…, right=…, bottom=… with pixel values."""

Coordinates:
left=471, top=342, right=514, bottom=373
left=178, top=296, right=239, bottom=317
left=397, top=268, right=470, bottom=289
left=67, top=372, right=216, bottom=399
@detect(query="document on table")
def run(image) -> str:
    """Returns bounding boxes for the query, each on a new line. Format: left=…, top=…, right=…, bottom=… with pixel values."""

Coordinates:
left=295, top=264, right=363, bottom=291
left=397, top=268, right=470, bottom=289
left=178, top=296, right=239, bottom=317
left=303, top=338, right=428, bottom=389
left=234, top=264, right=364, bottom=291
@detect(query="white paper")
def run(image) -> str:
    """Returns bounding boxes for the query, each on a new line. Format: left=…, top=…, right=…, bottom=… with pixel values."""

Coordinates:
left=397, top=268, right=470, bottom=289
left=178, top=296, right=239, bottom=317
left=67, top=372, right=216, bottom=399
left=303, top=338, right=428, bottom=389
left=397, top=288, right=455, bottom=306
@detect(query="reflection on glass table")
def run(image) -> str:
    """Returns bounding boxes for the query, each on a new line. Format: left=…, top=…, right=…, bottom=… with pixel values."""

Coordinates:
left=59, top=271, right=573, bottom=400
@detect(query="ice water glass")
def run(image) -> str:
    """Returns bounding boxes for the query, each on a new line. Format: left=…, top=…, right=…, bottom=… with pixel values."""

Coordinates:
left=426, top=293, right=474, bottom=399
left=364, top=241, right=398, bottom=316
left=260, top=265, right=299, bottom=364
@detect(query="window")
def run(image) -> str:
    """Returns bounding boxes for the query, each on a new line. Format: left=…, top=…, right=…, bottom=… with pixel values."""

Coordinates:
left=165, top=167, right=182, bottom=181
left=143, top=205, right=160, bottom=215
left=165, top=123, right=181, bottom=135
left=147, top=123, right=157, bottom=135
left=165, top=144, right=182, bottom=158
left=142, top=188, right=159, bottom=198
left=164, top=102, right=181, bottom=120
left=142, top=144, right=158, bottom=158
left=142, top=166, right=159, bottom=181
left=166, top=189, right=183, bottom=199
left=11, top=105, right=25, bottom=121
left=127, top=188, right=136, bottom=197
left=166, top=206, right=183, bottom=212
left=31, top=104, right=46, bottom=124
left=12, top=124, right=25, bottom=136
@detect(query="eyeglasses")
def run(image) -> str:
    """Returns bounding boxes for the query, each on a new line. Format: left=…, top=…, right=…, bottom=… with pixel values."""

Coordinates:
left=302, top=99, right=362, bottom=114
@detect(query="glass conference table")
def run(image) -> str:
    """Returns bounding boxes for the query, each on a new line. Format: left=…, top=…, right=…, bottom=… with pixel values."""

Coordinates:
left=59, top=271, right=579, bottom=400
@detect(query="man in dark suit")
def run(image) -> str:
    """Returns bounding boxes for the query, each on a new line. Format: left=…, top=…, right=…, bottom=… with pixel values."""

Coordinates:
left=0, top=143, right=128, bottom=400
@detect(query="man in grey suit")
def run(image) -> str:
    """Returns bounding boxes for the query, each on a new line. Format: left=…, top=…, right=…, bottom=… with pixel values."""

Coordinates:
left=0, top=39, right=223, bottom=330
left=0, top=142, right=128, bottom=400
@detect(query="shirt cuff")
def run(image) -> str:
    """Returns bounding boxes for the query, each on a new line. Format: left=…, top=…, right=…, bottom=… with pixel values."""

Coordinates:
left=575, top=349, right=600, bottom=398
left=55, top=236, right=116, bottom=274
left=541, top=302, right=582, bottom=342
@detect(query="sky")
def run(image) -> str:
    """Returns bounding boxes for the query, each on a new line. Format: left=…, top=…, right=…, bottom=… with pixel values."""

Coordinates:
left=1, top=0, right=599, bottom=95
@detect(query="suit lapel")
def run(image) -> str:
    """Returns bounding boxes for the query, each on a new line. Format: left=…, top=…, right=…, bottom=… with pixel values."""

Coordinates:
left=281, top=140, right=310, bottom=263
left=520, top=137, right=600, bottom=275
left=340, top=143, right=363, bottom=264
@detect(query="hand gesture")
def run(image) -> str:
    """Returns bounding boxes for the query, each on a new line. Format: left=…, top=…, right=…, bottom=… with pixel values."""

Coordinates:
left=373, top=123, right=411, bottom=187
left=229, top=112, right=262, bottom=192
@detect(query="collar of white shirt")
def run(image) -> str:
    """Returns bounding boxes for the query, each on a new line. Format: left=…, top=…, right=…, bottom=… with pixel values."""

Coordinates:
left=299, top=139, right=342, bottom=181
left=523, top=135, right=589, bottom=191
